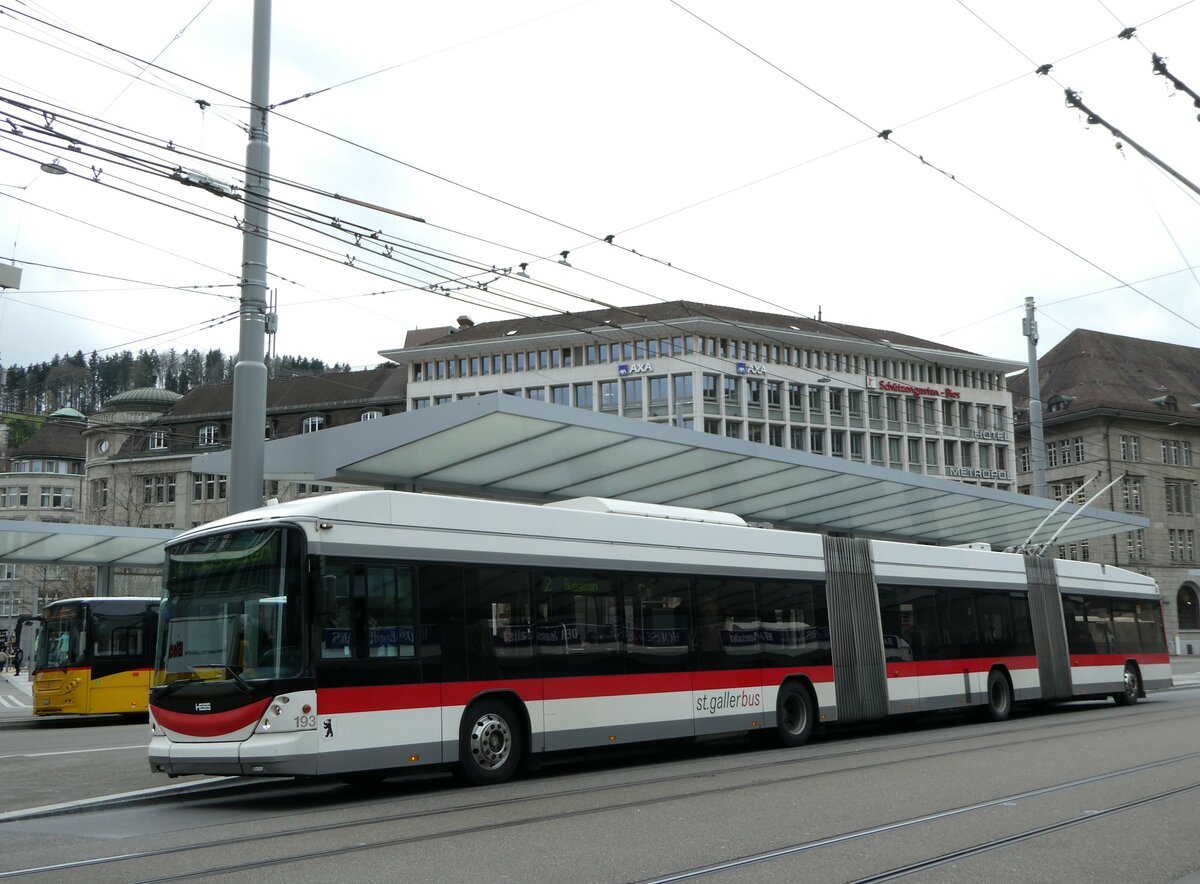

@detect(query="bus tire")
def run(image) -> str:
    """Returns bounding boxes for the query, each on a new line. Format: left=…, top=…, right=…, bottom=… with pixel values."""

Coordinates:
left=1113, top=664, right=1140, bottom=706
left=459, top=698, right=523, bottom=786
left=983, top=669, right=1012, bottom=722
left=776, top=682, right=815, bottom=748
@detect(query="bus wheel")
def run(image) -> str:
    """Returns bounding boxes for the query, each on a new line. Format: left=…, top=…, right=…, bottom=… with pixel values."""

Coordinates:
left=776, top=683, right=815, bottom=748
left=983, top=669, right=1012, bottom=722
left=1113, top=665, right=1140, bottom=706
left=459, top=699, right=523, bottom=785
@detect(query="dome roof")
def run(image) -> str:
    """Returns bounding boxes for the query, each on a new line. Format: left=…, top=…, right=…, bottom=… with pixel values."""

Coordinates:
left=103, top=387, right=183, bottom=411
left=48, top=406, right=86, bottom=420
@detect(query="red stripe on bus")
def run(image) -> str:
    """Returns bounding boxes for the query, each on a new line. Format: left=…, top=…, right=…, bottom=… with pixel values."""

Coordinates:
left=151, top=698, right=271, bottom=738
left=885, top=656, right=1039, bottom=678
left=1070, top=653, right=1170, bottom=667
left=317, top=669, right=841, bottom=714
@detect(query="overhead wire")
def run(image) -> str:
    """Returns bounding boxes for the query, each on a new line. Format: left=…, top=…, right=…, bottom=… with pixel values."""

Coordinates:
left=1, top=5, right=1191, bottom=441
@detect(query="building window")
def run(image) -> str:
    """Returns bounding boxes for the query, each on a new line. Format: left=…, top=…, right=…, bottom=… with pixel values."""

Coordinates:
left=0, top=486, right=28, bottom=508
left=1057, top=540, right=1090, bottom=561
left=925, top=440, right=939, bottom=466
left=649, top=376, right=669, bottom=405
left=810, top=429, right=824, bottom=455
left=1122, top=477, right=1143, bottom=512
left=1169, top=529, right=1196, bottom=562
left=142, top=476, right=175, bottom=505
left=1046, top=441, right=1058, bottom=468
left=600, top=381, right=618, bottom=410
left=790, top=427, right=806, bottom=450
left=192, top=473, right=227, bottom=501
left=1179, top=586, right=1199, bottom=629
left=149, top=431, right=168, bottom=450
left=723, top=377, right=739, bottom=405
left=525, top=387, right=545, bottom=402
left=574, top=383, right=594, bottom=409
left=302, top=416, right=325, bottom=434
left=623, top=378, right=643, bottom=407
left=1162, top=439, right=1190, bottom=465
left=1126, top=529, right=1146, bottom=561
left=197, top=424, right=219, bottom=446
left=40, top=486, right=75, bottom=509
left=550, top=385, right=570, bottom=406
left=702, top=374, right=718, bottom=401
left=360, top=410, right=383, bottom=421
left=1165, top=480, right=1195, bottom=515
left=1019, top=447, right=1030, bottom=473
left=91, top=478, right=109, bottom=509
left=1119, top=435, right=1140, bottom=462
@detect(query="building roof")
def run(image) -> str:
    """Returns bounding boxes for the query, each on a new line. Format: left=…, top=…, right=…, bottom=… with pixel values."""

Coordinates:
left=1010, top=329, right=1200, bottom=425
left=12, top=418, right=86, bottom=459
left=103, top=387, right=183, bottom=411
left=165, top=366, right=407, bottom=419
left=192, top=394, right=1145, bottom=550
left=380, top=300, right=1014, bottom=367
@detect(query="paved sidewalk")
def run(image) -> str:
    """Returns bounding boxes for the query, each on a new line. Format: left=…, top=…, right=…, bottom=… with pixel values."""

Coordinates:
left=0, top=669, right=33, bottom=698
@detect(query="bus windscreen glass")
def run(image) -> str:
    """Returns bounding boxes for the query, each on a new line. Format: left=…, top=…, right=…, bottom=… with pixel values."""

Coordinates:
left=36, top=602, right=85, bottom=670
left=154, top=527, right=303, bottom=685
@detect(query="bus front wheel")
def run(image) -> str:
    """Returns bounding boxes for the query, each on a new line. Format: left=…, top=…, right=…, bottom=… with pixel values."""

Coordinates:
left=776, top=683, right=815, bottom=748
left=459, top=698, right=523, bottom=785
left=1113, top=665, right=1140, bottom=706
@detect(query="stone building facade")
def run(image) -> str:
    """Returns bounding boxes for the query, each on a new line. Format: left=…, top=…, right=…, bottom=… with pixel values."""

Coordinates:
left=1010, top=329, right=1200, bottom=652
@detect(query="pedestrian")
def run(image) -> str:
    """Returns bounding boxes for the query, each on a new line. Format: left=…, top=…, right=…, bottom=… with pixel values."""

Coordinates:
left=12, top=648, right=22, bottom=677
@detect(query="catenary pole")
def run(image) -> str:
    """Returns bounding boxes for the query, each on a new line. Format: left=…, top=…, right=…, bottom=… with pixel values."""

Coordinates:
left=229, top=0, right=272, bottom=514
left=1023, top=297, right=1047, bottom=499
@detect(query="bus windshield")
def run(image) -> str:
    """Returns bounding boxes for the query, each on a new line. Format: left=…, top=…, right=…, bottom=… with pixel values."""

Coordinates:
left=36, top=603, right=85, bottom=670
left=154, top=526, right=304, bottom=686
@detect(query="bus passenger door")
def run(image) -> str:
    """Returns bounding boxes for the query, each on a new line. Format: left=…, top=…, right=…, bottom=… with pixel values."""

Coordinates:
left=314, top=562, right=426, bottom=776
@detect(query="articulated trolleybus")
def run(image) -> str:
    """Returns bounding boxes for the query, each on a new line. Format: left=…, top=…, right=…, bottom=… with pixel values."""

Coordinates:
left=33, top=596, right=159, bottom=717
left=148, top=491, right=1170, bottom=785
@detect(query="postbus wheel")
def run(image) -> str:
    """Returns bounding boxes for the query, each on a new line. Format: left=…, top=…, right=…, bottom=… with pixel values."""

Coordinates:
left=459, top=698, right=523, bottom=786
left=1113, top=664, right=1140, bottom=707
left=776, top=682, right=815, bottom=748
left=983, top=668, right=1012, bottom=722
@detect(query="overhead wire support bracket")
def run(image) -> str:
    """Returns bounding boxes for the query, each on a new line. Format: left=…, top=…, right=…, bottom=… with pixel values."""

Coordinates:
left=1064, top=88, right=1200, bottom=199
left=1151, top=53, right=1200, bottom=117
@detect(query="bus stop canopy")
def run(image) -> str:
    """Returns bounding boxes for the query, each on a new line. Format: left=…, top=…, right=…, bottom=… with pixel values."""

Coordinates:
left=0, top=521, right=175, bottom=569
left=193, top=393, right=1145, bottom=551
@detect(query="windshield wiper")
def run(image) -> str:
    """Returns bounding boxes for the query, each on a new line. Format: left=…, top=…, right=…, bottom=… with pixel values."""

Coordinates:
left=156, top=676, right=203, bottom=701
left=215, top=665, right=255, bottom=695
left=155, top=666, right=254, bottom=701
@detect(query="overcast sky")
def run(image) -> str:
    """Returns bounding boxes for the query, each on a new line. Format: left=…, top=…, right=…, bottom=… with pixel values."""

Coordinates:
left=1, top=0, right=1198, bottom=374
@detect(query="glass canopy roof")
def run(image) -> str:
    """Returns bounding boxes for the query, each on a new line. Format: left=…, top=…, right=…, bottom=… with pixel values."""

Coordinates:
left=196, top=393, right=1146, bottom=551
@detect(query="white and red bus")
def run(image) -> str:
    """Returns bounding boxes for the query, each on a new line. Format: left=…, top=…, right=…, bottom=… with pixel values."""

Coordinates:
left=147, top=491, right=1171, bottom=785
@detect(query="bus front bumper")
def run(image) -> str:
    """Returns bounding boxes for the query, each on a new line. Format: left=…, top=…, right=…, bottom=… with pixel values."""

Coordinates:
left=149, top=731, right=319, bottom=777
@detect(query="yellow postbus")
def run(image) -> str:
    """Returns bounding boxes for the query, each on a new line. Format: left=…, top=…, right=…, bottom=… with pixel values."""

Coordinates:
left=31, top=597, right=159, bottom=717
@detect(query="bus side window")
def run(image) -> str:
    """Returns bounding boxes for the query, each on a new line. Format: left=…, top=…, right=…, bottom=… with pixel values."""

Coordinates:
left=320, top=566, right=354, bottom=659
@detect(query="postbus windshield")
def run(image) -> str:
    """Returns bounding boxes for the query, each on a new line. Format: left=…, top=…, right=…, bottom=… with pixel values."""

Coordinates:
left=153, top=526, right=304, bottom=686
left=36, top=602, right=85, bottom=670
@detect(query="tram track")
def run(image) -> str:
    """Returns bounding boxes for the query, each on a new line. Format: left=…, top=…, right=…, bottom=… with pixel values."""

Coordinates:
left=636, top=765, right=1200, bottom=883
left=1, top=701, right=1197, bottom=882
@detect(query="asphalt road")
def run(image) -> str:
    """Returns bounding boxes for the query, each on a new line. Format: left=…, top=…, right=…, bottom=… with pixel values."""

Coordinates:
left=1, top=676, right=1199, bottom=883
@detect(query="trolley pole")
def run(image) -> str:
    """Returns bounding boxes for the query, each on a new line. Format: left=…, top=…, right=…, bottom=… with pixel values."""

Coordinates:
left=1023, top=297, right=1047, bottom=499
left=229, top=0, right=272, bottom=514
